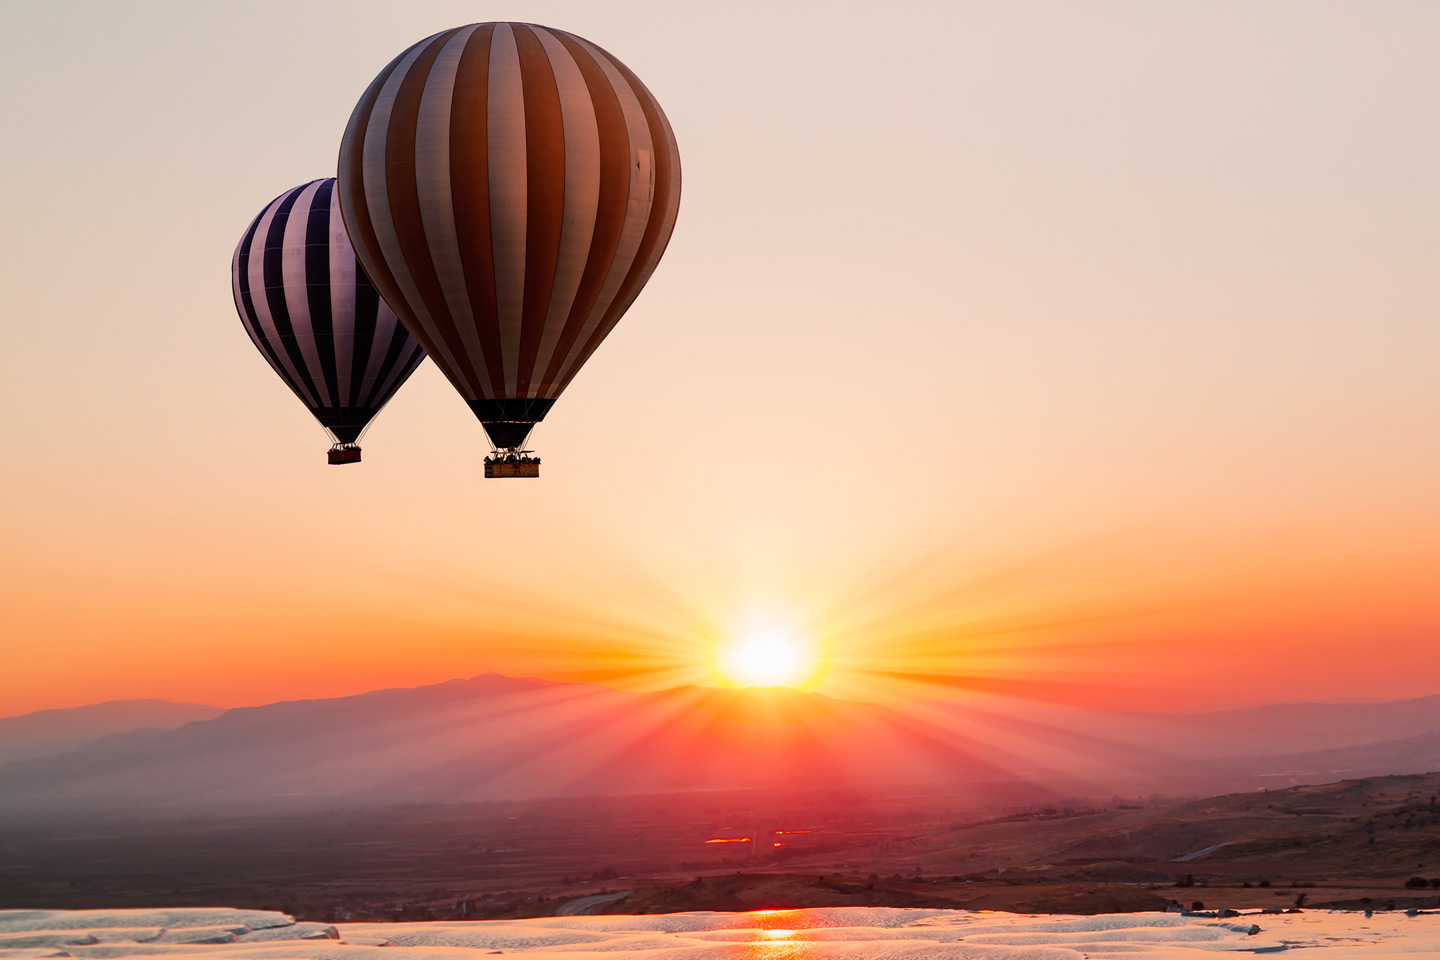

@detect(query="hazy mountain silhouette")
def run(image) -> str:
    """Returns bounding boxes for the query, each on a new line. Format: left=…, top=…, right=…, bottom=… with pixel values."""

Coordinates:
left=0, top=699, right=223, bottom=766
left=1216, top=730, right=1440, bottom=782
left=1154, top=695, right=1440, bottom=757
left=4, top=676, right=1440, bottom=814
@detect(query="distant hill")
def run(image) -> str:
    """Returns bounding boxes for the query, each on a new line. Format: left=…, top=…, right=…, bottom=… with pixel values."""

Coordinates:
left=1157, top=696, right=1440, bottom=758
left=1225, top=730, right=1440, bottom=782
left=0, top=700, right=223, bottom=766
left=5, top=675, right=1440, bottom=814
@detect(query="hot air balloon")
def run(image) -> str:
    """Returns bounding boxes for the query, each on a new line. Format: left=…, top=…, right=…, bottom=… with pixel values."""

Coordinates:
left=232, top=178, right=426, bottom=464
left=337, top=22, right=681, bottom=478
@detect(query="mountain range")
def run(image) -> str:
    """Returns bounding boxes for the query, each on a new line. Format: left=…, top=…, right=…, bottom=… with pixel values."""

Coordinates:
left=3, top=674, right=1439, bottom=815
left=0, top=699, right=222, bottom=767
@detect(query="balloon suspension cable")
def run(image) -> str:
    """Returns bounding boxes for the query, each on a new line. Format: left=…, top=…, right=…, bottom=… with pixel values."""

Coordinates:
left=481, top=419, right=542, bottom=478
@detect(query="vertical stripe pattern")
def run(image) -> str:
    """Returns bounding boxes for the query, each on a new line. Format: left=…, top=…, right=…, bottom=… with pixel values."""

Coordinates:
left=232, top=179, right=427, bottom=444
left=337, top=22, right=681, bottom=420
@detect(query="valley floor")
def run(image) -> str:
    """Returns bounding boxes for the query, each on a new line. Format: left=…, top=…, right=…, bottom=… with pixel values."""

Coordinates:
left=8, top=773, right=1440, bottom=923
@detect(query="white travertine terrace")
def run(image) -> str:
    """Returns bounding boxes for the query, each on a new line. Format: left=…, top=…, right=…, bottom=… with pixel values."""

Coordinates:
left=3, top=907, right=1439, bottom=958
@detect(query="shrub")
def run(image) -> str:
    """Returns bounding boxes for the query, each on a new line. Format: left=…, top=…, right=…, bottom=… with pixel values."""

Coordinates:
left=1405, top=876, right=1429, bottom=889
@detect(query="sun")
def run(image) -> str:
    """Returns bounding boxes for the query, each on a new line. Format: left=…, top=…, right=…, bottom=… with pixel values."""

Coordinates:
left=716, top=624, right=817, bottom=688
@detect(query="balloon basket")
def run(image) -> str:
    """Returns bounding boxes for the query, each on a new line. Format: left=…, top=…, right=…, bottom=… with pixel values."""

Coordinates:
left=485, top=454, right=539, bottom=479
left=328, top=445, right=362, bottom=465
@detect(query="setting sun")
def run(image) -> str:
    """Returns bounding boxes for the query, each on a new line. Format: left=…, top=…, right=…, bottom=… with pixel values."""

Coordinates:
left=716, top=625, right=816, bottom=688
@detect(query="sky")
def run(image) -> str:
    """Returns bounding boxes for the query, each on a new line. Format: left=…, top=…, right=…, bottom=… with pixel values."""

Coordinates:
left=1, top=0, right=1437, bottom=718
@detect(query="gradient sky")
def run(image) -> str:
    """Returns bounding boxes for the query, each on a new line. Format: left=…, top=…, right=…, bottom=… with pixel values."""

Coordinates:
left=1, top=1, right=1437, bottom=718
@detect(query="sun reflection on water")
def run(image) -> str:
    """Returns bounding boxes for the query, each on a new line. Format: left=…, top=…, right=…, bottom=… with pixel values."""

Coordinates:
left=730, top=912, right=814, bottom=958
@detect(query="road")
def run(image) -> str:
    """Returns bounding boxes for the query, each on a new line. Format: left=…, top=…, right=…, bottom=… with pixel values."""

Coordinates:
left=554, top=889, right=634, bottom=916
left=1174, top=841, right=1235, bottom=862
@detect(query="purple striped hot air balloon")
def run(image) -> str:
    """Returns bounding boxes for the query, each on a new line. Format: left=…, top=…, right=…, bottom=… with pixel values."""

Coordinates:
left=232, top=178, right=427, bottom=464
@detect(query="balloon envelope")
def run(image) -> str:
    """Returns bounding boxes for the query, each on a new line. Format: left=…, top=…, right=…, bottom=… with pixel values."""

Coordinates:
left=337, top=22, right=681, bottom=452
left=232, top=178, right=426, bottom=459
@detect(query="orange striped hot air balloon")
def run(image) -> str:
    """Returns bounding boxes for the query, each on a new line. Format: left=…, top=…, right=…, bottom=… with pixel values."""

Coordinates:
left=337, top=22, right=681, bottom=478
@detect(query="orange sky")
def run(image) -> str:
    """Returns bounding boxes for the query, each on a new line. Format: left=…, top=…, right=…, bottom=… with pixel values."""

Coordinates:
left=1, top=1, right=1438, bottom=718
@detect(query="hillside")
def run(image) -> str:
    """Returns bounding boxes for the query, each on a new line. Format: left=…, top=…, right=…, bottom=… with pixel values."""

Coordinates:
left=596, top=772, right=1440, bottom=917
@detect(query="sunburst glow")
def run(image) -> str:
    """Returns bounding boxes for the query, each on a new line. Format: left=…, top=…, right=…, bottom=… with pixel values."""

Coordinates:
left=717, top=624, right=816, bottom=688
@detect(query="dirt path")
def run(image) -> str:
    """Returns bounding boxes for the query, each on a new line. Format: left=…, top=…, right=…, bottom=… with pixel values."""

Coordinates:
left=555, top=890, right=633, bottom=916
